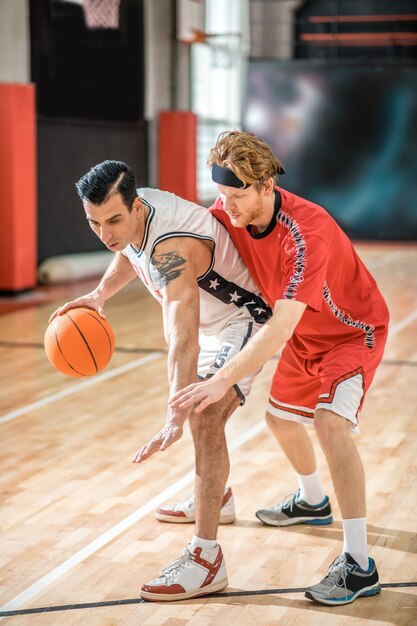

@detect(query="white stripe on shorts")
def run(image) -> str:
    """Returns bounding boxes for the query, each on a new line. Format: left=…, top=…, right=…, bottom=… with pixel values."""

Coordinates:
left=267, top=397, right=314, bottom=425
left=316, top=372, right=364, bottom=431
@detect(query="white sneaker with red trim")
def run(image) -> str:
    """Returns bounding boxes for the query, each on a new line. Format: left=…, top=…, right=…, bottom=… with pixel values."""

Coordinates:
left=140, top=544, right=228, bottom=601
left=156, top=486, right=236, bottom=524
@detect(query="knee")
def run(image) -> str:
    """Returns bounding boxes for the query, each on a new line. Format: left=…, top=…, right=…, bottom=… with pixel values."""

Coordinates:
left=314, top=409, right=351, bottom=448
left=189, top=409, right=225, bottom=444
left=265, top=411, right=278, bottom=430
left=265, top=411, right=297, bottom=433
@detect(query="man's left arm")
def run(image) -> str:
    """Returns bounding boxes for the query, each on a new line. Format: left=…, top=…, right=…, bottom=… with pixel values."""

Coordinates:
left=132, top=238, right=202, bottom=463
left=170, top=298, right=307, bottom=413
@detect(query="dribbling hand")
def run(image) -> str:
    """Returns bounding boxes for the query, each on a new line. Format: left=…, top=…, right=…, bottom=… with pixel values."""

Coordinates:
left=48, top=292, right=105, bottom=323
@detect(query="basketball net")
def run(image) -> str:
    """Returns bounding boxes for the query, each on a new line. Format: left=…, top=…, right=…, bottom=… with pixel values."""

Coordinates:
left=82, top=0, right=121, bottom=29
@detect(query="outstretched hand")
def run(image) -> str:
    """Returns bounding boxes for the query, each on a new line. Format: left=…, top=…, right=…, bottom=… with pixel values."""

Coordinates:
left=169, top=376, right=230, bottom=413
left=131, top=412, right=187, bottom=463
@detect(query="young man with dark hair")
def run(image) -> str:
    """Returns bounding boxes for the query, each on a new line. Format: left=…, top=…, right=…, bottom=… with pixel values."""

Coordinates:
left=50, top=159, right=272, bottom=602
left=170, top=131, right=389, bottom=606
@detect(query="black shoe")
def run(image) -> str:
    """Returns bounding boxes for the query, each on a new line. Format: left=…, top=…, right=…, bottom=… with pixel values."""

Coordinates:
left=305, top=553, right=381, bottom=605
left=255, top=490, right=333, bottom=527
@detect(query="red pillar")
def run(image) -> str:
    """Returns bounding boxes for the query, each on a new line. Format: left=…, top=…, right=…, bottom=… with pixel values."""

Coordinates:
left=0, top=83, right=37, bottom=292
left=158, top=110, right=198, bottom=203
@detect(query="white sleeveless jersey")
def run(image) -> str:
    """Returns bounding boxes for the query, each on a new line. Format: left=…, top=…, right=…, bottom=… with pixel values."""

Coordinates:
left=123, top=188, right=272, bottom=336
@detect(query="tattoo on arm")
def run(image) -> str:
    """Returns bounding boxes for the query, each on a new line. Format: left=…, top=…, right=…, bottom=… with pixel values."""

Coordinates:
left=150, top=251, right=187, bottom=289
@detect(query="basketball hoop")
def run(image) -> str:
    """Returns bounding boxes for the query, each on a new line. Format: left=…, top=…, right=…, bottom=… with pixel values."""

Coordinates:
left=82, top=0, right=121, bottom=29
left=198, top=32, right=243, bottom=70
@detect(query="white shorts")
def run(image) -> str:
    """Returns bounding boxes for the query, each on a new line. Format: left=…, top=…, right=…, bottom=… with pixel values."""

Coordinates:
left=198, top=320, right=262, bottom=403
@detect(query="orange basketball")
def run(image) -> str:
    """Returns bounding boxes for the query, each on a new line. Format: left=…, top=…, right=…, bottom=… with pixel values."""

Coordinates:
left=44, top=307, right=115, bottom=377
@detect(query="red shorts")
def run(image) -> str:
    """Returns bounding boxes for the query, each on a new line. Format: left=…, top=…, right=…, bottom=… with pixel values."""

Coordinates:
left=268, top=334, right=387, bottom=431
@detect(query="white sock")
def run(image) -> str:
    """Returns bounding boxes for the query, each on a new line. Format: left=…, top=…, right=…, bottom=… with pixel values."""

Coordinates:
left=295, top=469, right=326, bottom=505
left=191, top=535, right=217, bottom=550
left=342, top=517, right=369, bottom=570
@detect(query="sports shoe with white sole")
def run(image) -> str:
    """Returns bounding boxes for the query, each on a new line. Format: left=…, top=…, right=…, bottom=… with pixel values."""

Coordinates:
left=140, top=543, right=228, bottom=602
left=156, top=486, right=236, bottom=524
left=255, top=489, right=333, bottom=526
left=305, top=552, right=381, bottom=605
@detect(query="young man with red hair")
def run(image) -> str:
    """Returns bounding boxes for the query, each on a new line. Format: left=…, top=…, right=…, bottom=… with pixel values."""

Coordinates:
left=170, top=131, right=389, bottom=606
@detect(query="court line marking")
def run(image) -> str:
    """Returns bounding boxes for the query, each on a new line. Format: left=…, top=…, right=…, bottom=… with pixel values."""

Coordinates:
left=0, top=420, right=266, bottom=613
left=1, top=307, right=416, bottom=428
left=1, top=582, right=416, bottom=617
left=0, top=341, right=166, bottom=355
left=388, top=308, right=417, bottom=339
left=1, top=307, right=416, bottom=611
left=0, top=352, right=164, bottom=426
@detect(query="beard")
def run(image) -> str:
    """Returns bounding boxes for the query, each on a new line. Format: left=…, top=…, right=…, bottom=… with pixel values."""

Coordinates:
left=230, top=197, right=263, bottom=229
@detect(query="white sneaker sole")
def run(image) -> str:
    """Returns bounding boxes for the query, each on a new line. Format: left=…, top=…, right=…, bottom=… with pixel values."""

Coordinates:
left=305, top=583, right=381, bottom=605
left=155, top=512, right=236, bottom=524
left=140, top=577, right=228, bottom=602
left=255, top=512, right=333, bottom=527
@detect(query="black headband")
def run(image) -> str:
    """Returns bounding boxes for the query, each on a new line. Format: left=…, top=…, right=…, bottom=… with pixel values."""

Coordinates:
left=211, top=163, right=285, bottom=189
left=211, top=164, right=250, bottom=188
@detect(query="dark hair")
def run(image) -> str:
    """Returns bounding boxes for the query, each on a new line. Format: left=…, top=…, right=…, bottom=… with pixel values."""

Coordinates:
left=76, top=160, right=136, bottom=210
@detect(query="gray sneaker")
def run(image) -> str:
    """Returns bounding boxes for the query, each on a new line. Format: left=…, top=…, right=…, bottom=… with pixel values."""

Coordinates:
left=305, top=553, right=381, bottom=605
left=255, top=489, right=333, bottom=527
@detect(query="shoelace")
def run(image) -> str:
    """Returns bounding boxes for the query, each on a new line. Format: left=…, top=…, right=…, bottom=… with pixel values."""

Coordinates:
left=173, top=494, right=195, bottom=512
left=270, top=491, right=300, bottom=512
left=160, top=547, right=192, bottom=583
left=321, top=555, right=355, bottom=591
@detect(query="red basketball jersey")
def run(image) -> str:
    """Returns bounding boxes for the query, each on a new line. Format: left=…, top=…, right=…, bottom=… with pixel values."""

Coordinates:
left=211, top=187, right=389, bottom=357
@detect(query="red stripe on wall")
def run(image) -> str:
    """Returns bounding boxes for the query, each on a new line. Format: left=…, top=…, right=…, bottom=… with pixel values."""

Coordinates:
left=300, top=33, right=417, bottom=46
left=309, top=15, right=417, bottom=24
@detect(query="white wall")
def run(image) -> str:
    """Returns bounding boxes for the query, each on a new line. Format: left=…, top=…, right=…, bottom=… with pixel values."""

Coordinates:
left=144, top=0, right=191, bottom=186
left=0, top=0, right=30, bottom=82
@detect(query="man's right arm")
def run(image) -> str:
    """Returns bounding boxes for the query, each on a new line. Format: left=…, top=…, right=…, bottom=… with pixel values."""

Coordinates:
left=48, top=252, right=136, bottom=322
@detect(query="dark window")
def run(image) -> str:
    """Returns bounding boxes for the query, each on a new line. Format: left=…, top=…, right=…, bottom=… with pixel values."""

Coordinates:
left=30, top=0, right=144, bottom=122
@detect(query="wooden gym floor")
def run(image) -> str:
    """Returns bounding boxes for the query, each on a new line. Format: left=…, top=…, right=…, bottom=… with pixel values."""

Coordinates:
left=0, top=242, right=416, bottom=625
